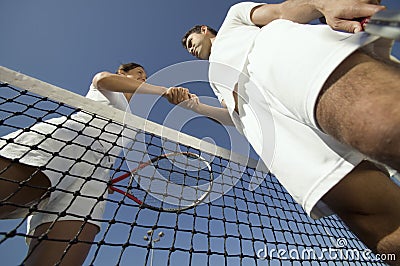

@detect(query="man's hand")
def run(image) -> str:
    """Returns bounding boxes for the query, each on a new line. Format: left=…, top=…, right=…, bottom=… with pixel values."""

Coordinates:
left=179, top=93, right=201, bottom=111
left=163, top=87, right=190, bottom=105
left=318, top=0, right=385, bottom=33
left=251, top=0, right=384, bottom=34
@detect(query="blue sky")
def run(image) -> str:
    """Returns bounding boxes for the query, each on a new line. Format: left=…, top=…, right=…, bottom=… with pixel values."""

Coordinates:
left=1, top=0, right=400, bottom=265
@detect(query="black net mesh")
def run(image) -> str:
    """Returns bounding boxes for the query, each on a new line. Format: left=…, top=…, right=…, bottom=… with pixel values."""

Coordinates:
left=0, top=80, right=387, bottom=265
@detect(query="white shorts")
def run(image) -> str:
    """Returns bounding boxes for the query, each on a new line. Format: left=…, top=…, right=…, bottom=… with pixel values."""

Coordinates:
left=240, top=20, right=392, bottom=218
left=0, top=115, right=114, bottom=235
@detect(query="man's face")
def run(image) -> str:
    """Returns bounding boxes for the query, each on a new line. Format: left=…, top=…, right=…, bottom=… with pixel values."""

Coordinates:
left=185, top=28, right=213, bottom=60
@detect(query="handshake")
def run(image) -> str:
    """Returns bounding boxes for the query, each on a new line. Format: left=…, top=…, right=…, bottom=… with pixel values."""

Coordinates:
left=162, top=87, right=200, bottom=110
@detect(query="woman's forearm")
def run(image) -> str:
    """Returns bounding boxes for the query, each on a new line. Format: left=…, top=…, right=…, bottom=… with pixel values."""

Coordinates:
left=93, top=72, right=167, bottom=95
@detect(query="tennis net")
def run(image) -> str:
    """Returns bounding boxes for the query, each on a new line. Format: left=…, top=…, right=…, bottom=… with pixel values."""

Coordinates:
left=0, top=66, right=388, bottom=265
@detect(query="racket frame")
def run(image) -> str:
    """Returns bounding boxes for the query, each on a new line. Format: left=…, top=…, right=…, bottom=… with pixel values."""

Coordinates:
left=109, top=151, right=213, bottom=212
left=362, top=9, right=400, bottom=40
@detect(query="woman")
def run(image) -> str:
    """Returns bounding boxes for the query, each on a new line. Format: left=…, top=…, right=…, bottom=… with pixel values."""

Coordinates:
left=0, top=62, right=189, bottom=265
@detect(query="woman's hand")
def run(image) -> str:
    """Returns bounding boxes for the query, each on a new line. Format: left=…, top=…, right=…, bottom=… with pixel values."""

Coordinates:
left=162, top=88, right=201, bottom=112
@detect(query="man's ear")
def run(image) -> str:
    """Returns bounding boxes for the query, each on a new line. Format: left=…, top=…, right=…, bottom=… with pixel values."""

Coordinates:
left=201, top=25, right=208, bottom=34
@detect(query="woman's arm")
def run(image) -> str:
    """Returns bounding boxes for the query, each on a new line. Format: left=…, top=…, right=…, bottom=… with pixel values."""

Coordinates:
left=92, top=72, right=191, bottom=104
left=92, top=72, right=167, bottom=95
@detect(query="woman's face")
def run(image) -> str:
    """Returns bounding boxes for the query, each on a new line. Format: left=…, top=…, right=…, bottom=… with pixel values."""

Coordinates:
left=122, top=67, right=147, bottom=82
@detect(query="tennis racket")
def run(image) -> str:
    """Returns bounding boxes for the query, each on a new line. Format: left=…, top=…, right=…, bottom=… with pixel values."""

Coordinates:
left=362, top=9, right=400, bottom=40
left=109, top=151, right=213, bottom=212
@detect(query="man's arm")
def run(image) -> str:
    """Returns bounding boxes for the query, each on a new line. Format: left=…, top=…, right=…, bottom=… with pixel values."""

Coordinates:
left=251, top=0, right=384, bottom=33
left=182, top=95, right=235, bottom=126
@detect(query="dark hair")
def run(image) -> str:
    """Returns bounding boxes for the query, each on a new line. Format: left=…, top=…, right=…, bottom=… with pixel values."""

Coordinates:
left=116, top=62, right=144, bottom=74
left=181, top=25, right=218, bottom=49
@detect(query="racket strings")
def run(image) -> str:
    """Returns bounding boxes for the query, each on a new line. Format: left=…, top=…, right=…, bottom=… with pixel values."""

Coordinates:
left=119, top=153, right=213, bottom=210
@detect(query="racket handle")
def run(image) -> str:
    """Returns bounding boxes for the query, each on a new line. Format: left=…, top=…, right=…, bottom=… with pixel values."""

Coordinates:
left=360, top=17, right=370, bottom=29
left=109, top=186, right=144, bottom=205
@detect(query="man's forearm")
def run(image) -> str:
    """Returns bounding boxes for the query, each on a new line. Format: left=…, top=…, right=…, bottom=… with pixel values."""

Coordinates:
left=193, top=103, right=235, bottom=126
left=251, top=0, right=323, bottom=26
left=251, top=0, right=384, bottom=33
left=280, top=0, right=324, bottom=23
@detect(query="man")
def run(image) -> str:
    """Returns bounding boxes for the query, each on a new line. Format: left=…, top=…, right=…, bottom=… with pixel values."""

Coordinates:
left=180, top=0, right=400, bottom=263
